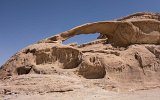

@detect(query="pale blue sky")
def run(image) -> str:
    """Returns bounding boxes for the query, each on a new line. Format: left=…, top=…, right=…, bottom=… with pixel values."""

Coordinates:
left=0, top=0, right=160, bottom=66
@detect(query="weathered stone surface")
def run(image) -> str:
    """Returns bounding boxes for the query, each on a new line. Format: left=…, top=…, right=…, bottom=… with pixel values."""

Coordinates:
left=1, top=12, right=160, bottom=99
left=39, top=12, right=160, bottom=46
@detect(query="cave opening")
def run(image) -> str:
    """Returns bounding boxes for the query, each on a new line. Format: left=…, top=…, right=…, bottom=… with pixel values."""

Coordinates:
left=16, top=65, right=32, bottom=75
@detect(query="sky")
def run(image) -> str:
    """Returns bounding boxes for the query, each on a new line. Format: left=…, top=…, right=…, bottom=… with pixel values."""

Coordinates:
left=0, top=0, right=160, bottom=66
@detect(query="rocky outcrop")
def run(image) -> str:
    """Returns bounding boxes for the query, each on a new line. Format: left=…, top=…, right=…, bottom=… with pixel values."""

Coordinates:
left=39, top=12, right=160, bottom=46
left=0, top=12, right=160, bottom=99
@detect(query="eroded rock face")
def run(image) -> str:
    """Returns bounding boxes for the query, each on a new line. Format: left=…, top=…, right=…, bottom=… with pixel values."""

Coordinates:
left=79, top=55, right=106, bottom=79
left=0, top=44, right=82, bottom=77
left=35, top=46, right=82, bottom=69
left=0, top=12, right=160, bottom=98
left=39, top=12, right=160, bottom=47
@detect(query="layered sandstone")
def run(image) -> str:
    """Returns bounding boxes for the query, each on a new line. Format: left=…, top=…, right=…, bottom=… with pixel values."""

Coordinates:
left=0, top=12, right=160, bottom=99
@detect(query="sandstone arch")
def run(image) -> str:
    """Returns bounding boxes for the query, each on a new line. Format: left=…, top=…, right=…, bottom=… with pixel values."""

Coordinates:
left=40, top=19, right=160, bottom=46
left=1, top=12, right=160, bottom=95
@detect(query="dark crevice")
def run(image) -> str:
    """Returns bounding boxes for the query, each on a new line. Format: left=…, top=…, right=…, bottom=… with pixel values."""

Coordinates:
left=47, top=89, right=73, bottom=93
left=145, top=46, right=160, bottom=59
left=24, top=49, right=36, bottom=54
left=16, top=65, right=32, bottom=75
left=134, top=52, right=146, bottom=75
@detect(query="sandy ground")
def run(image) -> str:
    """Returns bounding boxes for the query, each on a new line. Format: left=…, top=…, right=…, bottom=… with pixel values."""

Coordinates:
left=1, top=74, right=160, bottom=100
left=2, top=88, right=160, bottom=100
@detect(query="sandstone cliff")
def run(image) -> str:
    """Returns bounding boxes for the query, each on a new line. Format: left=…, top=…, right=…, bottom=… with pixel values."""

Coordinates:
left=0, top=12, right=160, bottom=99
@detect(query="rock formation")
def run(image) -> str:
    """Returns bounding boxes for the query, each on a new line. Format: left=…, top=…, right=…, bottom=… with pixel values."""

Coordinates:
left=39, top=12, right=160, bottom=46
left=0, top=12, right=160, bottom=99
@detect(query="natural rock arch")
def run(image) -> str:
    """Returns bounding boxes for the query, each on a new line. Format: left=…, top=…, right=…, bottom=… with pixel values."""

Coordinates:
left=39, top=18, right=160, bottom=46
left=1, top=12, right=160, bottom=95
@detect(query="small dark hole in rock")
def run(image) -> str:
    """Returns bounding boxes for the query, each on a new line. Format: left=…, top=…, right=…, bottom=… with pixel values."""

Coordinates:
left=17, top=66, right=32, bottom=75
left=24, top=49, right=36, bottom=54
